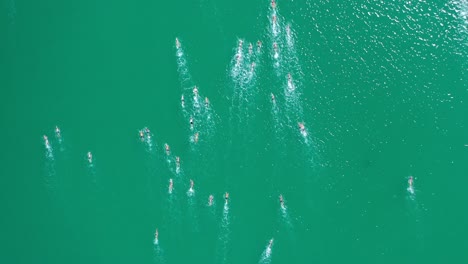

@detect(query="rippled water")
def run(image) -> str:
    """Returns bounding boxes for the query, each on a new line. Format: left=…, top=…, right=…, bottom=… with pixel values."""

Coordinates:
left=2, top=0, right=467, bottom=263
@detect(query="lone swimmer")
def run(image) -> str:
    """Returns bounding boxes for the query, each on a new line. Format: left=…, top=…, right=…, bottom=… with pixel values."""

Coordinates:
left=271, top=93, right=276, bottom=103
left=225, top=192, right=229, bottom=203
left=298, top=122, right=305, bottom=133
left=169, top=179, right=173, bottom=193
left=205, top=97, right=210, bottom=107
left=181, top=95, right=185, bottom=108
left=176, top=38, right=180, bottom=49
left=139, top=130, right=145, bottom=141
left=87, top=151, right=93, bottom=163
left=408, top=176, right=414, bottom=189
left=154, top=228, right=159, bottom=243
left=208, top=195, right=214, bottom=206
left=194, top=132, right=199, bottom=143
left=190, top=116, right=194, bottom=129
left=189, top=179, right=194, bottom=192
left=279, top=194, right=285, bottom=208
left=165, top=144, right=170, bottom=155
left=55, top=126, right=61, bottom=138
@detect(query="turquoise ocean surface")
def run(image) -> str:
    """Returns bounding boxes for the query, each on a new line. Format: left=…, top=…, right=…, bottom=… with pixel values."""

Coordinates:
left=2, top=0, right=468, bottom=263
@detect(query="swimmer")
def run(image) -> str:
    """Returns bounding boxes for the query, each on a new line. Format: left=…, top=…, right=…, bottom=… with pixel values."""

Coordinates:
left=193, top=86, right=198, bottom=97
left=169, top=179, right=173, bottom=193
left=271, top=93, right=276, bottom=103
left=139, top=130, right=145, bottom=141
left=250, top=62, right=256, bottom=73
left=55, top=126, right=61, bottom=138
left=272, top=15, right=277, bottom=25
left=225, top=192, right=229, bottom=203
left=175, top=157, right=180, bottom=173
left=87, top=151, right=92, bottom=163
left=205, top=97, right=210, bottom=107
left=190, top=116, right=194, bottom=130
left=154, top=228, right=159, bottom=243
left=408, top=176, right=414, bottom=188
left=189, top=179, right=194, bottom=192
left=248, top=43, right=253, bottom=55
left=271, top=0, right=276, bottom=9
left=273, top=42, right=278, bottom=53
left=194, top=132, right=199, bottom=143
left=298, top=122, right=305, bottom=133
left=164, top=143, right=170, bottom=155
left=175, top=38, right=180, bottom=49
left=257, top=40, right=262, bottom=49
left=208, top=195, right=214, bottom=206
left=407, top=176, right=414, bottom=194
left=268, top=238, right=274, bottom=248
left=181, top=95, right=185, bottom=108
left=279, top=194, right=285, bottom=208
left=43, top=135, right=50, bottom=147
left=236, top=54, right=242, bottom=65
left=288, top=73, right=295, bottom=90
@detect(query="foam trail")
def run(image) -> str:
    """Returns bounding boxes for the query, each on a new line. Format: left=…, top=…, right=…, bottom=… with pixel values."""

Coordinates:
left=272, top=42, right=283, bottom=74
left=175, top=38, right=193, bottom=91
left=201, top=98, right=217, bottom=138
left=175, top=157, right=181, bottom=175
left=271, top=11, right=280, bottom=38
left=168, top=179, right=173, bottom=194
left=285, top=24, right=294, bottom=49
left=279, top=204, right=294, bottom=230
left=270, top=94, right=287, bottom=145
left=42, top=136, right=58, bottom=193
left=43, top=156, right=57, bottom=193
left=54, top=127, right=65, bottom=152
left=407, top=176, right=416, bottom=200
left=268, top=3, right=286, bottom=76
left=284, top=84, right=304, bottom=124
left=43, top=136, right=54, bottom=160
left=231, top=39, right=244, bottom=80
left=187, top=188, right=200, bottom=232
left=258, top=239, right=274, bottom=264
left=153, top=243, right=166, bottom=264
left=216, top=202, right=231, bottom=264
left=282, top=23, right=304, bottom=87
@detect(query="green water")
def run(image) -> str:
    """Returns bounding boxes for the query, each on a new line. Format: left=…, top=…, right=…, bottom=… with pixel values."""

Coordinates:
left=2, top=0, right=468, bottom=263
